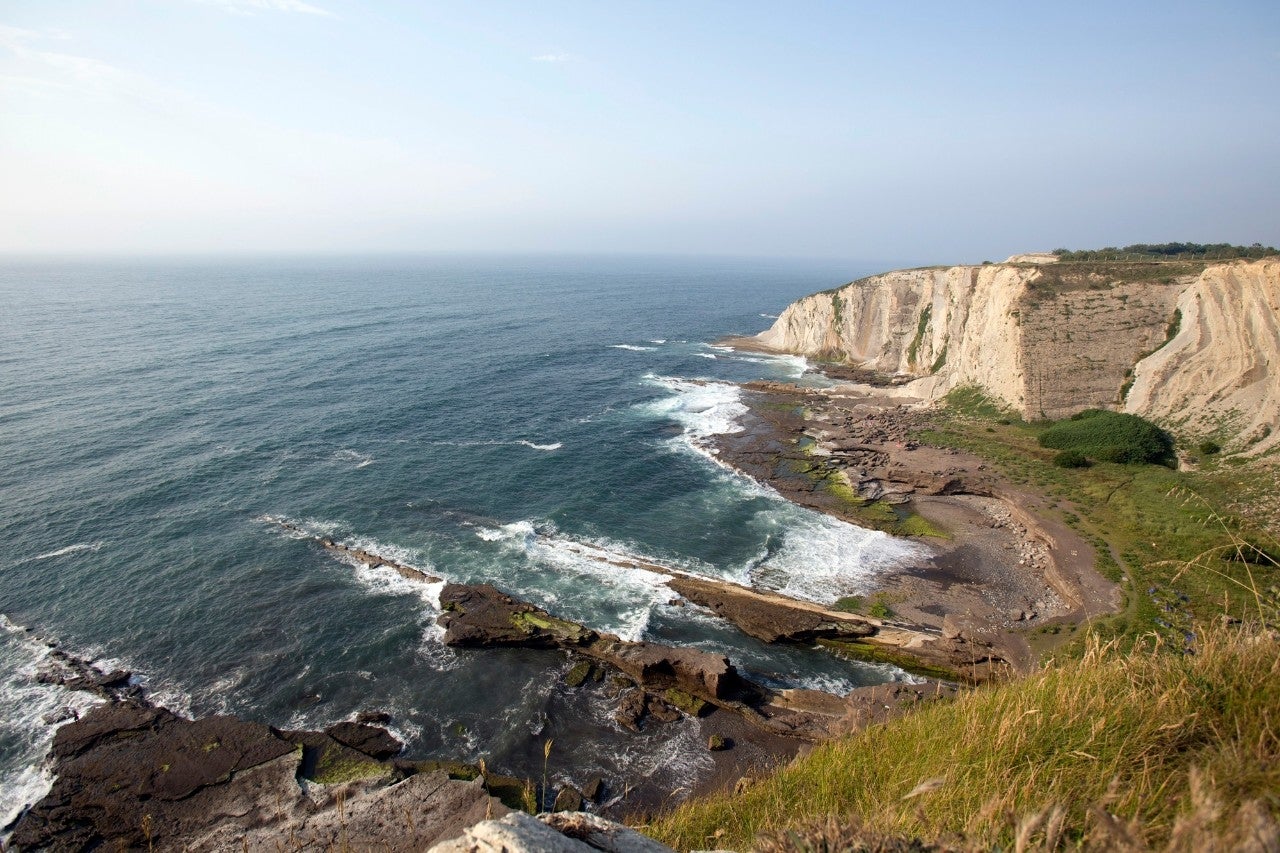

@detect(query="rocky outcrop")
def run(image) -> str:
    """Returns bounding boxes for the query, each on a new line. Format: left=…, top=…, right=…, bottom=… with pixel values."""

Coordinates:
left=8, top=699, right=507, bottom=852
left=752, top=258, right=1280, bottom=449
left=438, top=583, right=745, bottom=702
left=665, top=573, right=877, bottom=643
left=429, top=810, right=676, bottom=853
left=269, top=518, right=441, bottom=583
left=5, top=637, right=512, bottom=853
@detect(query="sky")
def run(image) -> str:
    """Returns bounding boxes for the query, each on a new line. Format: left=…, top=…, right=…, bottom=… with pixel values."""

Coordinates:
left=1, top=1, right=1278, bottom=263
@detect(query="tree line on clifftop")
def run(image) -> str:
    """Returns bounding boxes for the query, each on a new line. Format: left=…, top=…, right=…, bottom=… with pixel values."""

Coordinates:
left=1052, top=242, right=1278, bottom=262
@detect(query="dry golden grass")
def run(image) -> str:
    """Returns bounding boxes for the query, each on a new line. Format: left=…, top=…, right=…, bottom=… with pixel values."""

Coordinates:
left=644, top=620, right=1279, bottom=851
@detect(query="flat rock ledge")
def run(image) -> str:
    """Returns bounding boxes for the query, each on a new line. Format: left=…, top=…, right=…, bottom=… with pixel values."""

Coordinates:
left=4, top=638, right=511, bottom=853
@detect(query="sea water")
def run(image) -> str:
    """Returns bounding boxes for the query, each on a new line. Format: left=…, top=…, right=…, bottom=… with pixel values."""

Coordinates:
left=0, top=253, right=924, bottom=823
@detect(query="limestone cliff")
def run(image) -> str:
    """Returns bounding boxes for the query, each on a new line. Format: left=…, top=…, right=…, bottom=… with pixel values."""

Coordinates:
left=1123, top=259, right=1280, bottom=454
left=755, top=258, right=1280, bottom=454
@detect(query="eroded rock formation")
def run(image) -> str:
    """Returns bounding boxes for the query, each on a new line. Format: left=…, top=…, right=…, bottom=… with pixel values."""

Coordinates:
left=752, top=258, right=1280, bottom=452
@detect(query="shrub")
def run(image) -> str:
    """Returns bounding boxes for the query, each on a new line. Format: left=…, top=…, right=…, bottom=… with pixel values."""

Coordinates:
left=1053, top=450, right=1091, bottom=468
left=1038, top=410, right=1174, bottom=465
left=1198, top=440, right=1222, bottom=456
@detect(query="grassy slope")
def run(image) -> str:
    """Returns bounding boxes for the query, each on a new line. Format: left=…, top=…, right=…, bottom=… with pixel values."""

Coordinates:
left=646, top=390, right=1280, bottom=850
left=919, top=392, right=1278, bottom=652
left=647, top=625, right=1278, bottom=851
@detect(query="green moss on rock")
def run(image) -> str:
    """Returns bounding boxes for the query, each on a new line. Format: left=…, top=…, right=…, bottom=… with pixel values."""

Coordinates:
left=311, top=745, right=390, bottom=785
left=664, top=689, right=708, bottom=717
left=818, top=639, right=961, bottom=683
left=564, top=661, right=593, bottom=688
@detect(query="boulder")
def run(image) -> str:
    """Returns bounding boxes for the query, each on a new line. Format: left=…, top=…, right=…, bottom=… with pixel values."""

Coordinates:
left=324, top=720, right=403, bottom=760
left=554, top=786, right=584, bottom=812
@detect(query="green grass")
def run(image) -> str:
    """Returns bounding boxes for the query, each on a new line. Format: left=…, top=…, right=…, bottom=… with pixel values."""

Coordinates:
left=1038, top=410, right=1174, bottom=465
left=647, top=621, right=1280, bottom=851
left=941, top=385, right=1020, bottom=421
left=918, top=406, right=1276, bottom=651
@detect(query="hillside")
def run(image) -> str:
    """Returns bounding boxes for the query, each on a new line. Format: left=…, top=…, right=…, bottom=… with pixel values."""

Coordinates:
left=754, top=258, right=1280, bottom=455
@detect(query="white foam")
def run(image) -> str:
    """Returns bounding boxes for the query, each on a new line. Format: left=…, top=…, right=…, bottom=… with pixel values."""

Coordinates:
left=759, top=313, right=779, bottom=319
left=648, top=339, right=667, bottom=344
left=749, top=508, right=925, bottom=604
left=473, top=521, right=677, bottom=642
left=338, top=535, right=444, bottom=608
left=694, top=353, right=717, bottom=359
left=722, top=350, right=810, bottom=379
left=0, top=616, right=108, bottom=833
left=517, top=440, right=562, bottom=452
left=256, top=514, right=345, bottom=539
left=334, top=448, right=375, bottom=468
left=606, top=715, right=713, bottom=803
left=34, top=542, right=103, bottom=561
left=609, top=344, right=656, bottom=352
left=638, top=375, right=748, bottom=456
left=428, top=439, right=561, bottom=452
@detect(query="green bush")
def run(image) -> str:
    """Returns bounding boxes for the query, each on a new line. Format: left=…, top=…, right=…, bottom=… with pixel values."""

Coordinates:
left=1198, top=439, right=1222, bottom=456
left=1053, top=450, right=1091, bottom=468
left=1038, top=410, right=1174, bottom=465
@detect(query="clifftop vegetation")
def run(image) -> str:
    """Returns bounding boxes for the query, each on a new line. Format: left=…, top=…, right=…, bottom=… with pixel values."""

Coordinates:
left=1052, top=243, right=1278, bottom=262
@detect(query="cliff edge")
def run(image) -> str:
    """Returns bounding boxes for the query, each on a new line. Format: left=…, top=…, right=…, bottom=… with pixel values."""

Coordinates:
left=755, top=258, right=1280, bottom=454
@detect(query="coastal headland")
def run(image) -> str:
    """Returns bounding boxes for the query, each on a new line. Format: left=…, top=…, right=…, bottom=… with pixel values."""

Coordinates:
left=4, top=365, right=1106, bottom=851
left=6, top=252, right=1277, bottom=851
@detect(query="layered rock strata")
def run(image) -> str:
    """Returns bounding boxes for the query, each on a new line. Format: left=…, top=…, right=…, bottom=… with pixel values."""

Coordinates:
left=752, top=258, right=1280, bottom=453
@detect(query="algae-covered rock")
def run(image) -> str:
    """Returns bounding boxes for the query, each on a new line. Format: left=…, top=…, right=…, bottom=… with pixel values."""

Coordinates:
left=664, top=688, right=707, bottom=717
left=311, top=741, right=391, bottom=785
left=413, top=759, right=482, bottom=781
left=564, top=661, right=593, bottom=688
left=707, top=734, right=729, bottom=751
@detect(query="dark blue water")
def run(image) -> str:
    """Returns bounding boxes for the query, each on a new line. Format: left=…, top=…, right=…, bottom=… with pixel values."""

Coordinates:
left=0, top=254, right=924, bottom=820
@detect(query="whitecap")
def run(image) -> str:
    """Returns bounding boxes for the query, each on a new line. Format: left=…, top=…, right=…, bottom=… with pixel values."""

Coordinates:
left=255, top=514, right=345, bottom=539
left=428, top=439, right=561, bottom=452
left=34, top=542, right=103, bottom=561
left=517, top=440, right=562, bottom=451
left=648, top=339, right=667, bottom=344
left=716, top=348, right=810, bottom=378
left=334, top=448, right=375, bottom=468
left=694, top=353, right=717, bottom=359
left=759, top=313, right=779, bottom=319
left=608, top=344, right=656, bottom=352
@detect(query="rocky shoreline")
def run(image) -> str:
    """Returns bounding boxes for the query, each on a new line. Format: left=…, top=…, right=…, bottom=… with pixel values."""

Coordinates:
left=710, top=374, right=1118, bottom=655
left=2, top=362, right=1119, bottom=851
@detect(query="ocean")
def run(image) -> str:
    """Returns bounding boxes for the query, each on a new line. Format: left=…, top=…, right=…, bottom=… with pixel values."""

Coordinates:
left=0, top=253, right=924, bottom=823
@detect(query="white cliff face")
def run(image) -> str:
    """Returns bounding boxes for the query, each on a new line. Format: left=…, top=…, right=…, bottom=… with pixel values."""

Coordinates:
left=757, top=266, right=1033, bottom=409
left=1125, top=259, right=1280, bottom=455
left=757, top=258, right=1280, bottom=453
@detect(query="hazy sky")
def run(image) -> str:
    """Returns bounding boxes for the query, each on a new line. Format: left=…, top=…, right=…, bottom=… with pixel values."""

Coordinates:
left=2, top=1, right=1277, bottom=263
